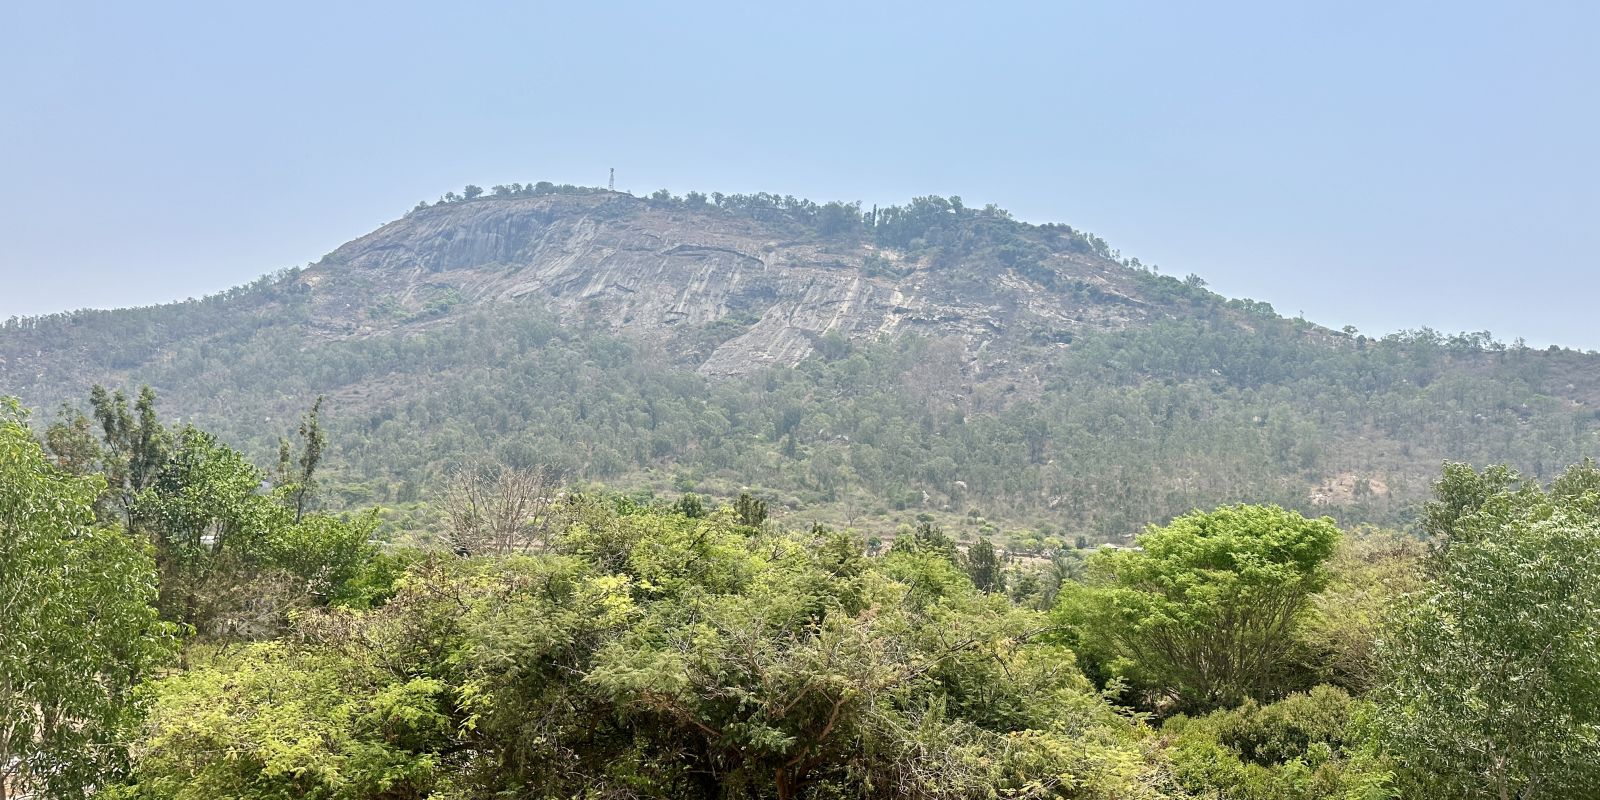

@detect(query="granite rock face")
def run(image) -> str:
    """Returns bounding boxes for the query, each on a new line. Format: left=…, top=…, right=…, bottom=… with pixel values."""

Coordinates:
left=304, top=192, right=1156, bottom=378
left=0, top=190, right=1187, bottom=415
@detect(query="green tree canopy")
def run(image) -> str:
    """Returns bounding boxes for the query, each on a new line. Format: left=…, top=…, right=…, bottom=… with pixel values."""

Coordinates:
left=0, top=400, right=172, bottom=799
left=117, top=497, right=1179, bottom=799
left=1373, top=461, right=1600, bottom=798
left=1057, top=504, right=1342, bottom=712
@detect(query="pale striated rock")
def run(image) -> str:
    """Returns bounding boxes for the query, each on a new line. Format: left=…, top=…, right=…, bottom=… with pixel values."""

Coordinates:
left=300, top=192, right=1155, bottom=379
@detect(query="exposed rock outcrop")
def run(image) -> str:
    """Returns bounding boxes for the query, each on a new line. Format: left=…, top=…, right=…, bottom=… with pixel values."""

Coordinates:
left=303, top=192, right=1156, bottom=378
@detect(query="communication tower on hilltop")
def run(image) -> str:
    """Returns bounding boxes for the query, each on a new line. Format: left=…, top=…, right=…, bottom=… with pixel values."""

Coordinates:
left=608, top=168, right=615, bottom=192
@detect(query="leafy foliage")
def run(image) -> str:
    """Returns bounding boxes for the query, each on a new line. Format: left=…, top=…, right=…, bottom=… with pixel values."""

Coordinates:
left=1372, top=461, right=1600, bottom=798
left=0, top=401, right=173, bottom=799
left=43, top=389, right=378, bottom=636
left=25, top=379, right=1599, bottom=799
left=1299, top=528, right=1424, bottom=692
left=114, top=499, right=1188, bottom=799
left=1162, top=686, right=1389, bottom=799
left=112, top=644, right=452, bottom=800
left=1057, top=505, right=1341, bottom=711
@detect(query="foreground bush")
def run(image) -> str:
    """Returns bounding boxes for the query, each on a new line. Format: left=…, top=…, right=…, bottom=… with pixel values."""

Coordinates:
left=116, top=500, right=1182, bottom=799
left=1162, top=686, right=1390, bottom=799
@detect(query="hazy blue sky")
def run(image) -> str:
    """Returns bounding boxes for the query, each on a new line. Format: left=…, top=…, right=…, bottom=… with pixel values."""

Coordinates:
left=3, top=1, right=1596, bottom=346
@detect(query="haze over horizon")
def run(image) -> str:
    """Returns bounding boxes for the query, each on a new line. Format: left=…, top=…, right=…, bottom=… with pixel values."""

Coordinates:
left=3, top=1, right=1596, bottom=347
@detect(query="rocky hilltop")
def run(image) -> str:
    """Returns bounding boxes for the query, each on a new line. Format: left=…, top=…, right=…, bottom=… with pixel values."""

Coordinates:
left=292, top=191, right=1169, bottom=379
left=4, top=185, right=1598, bottom=537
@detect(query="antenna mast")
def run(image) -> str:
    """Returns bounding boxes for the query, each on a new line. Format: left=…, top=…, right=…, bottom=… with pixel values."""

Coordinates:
left=608, top=168, right=615, bottom=192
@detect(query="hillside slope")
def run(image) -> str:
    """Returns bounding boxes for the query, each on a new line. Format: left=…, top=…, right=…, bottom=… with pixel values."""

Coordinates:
left=4, top=186, right=1598, bottom=539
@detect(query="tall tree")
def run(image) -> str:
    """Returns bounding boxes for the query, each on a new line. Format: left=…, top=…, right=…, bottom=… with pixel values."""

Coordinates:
left=965, top=535, right=1003, bottom=593
left=1373, top=462, right=1600, bottom=798
left=137, top=426, right=282, bottom=633
left=289, top=396, right=326, bottom=522
left=734, top=491, right=768, bottom=527
left=55, top=384, right=171, bottom=527
left=0, top=400, right=171, bottom=800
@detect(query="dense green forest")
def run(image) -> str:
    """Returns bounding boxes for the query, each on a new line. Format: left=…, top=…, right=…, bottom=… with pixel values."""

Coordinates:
left=5, top=390, right=1598, bottom=800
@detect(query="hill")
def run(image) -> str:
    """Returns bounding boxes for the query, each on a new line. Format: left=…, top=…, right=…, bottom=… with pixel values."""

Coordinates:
left=4, top=183, right=1599, bottom=540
